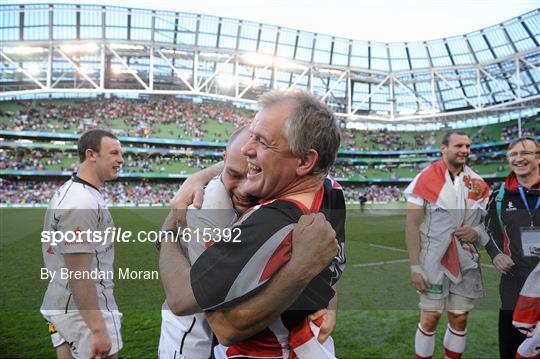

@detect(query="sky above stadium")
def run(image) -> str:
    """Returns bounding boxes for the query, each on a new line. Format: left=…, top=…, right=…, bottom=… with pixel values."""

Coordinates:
left=13, top=0, right=540, bottom=42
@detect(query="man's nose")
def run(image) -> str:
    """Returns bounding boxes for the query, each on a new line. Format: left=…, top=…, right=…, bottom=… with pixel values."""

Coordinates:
left=241, top=140, right=255, bottom=157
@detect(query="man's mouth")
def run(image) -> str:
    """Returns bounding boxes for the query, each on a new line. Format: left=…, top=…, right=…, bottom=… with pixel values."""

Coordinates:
left=247, top=162, right=261, bottom=176
left=233, top=194, right=253, bottom=207
left=512, top=162, right=528, bottom=169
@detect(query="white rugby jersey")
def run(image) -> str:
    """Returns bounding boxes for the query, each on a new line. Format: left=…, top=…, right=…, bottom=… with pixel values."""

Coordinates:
left=41, top=176, right=118, bottom=316
left=160, top=175, right=238, bottom=358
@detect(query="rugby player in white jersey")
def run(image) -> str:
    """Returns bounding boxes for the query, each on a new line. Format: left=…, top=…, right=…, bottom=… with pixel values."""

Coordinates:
left=158, top=126, right=256, bottom=358
left=41, top=129, right=124, bottom=359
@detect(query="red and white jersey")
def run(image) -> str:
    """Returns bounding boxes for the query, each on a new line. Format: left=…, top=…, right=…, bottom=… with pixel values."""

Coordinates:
left=513, top=263, right=540, bottom=358
left=191, top=177, right=346, bottom=358
left=404, top=160, right=489, bottom=296
left=41, top=176, right=117, bottom=316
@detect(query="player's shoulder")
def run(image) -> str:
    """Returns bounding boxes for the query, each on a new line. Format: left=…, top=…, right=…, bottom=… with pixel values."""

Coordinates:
left=200, top=176, right=233, bottom=210
left=235, top=199, right=299, bottom=230
left=50, top=178, right=101, bottom=210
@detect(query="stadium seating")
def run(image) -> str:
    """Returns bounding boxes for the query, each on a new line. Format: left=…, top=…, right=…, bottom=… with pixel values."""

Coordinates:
left=1, top=99, right=538, bottom=152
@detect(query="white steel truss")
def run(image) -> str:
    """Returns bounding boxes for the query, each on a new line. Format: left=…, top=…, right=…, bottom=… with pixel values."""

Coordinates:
left=1, top=41, right=540, bottom=124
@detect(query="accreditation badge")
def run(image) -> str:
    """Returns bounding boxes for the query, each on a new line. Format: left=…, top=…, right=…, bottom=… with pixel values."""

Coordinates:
left=521, top=227, right=540, bottom=257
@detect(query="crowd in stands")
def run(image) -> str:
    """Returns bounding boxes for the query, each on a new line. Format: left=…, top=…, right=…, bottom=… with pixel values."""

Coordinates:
left=0, top=98, right=251, bottom=142
left=342, top=129, right=438, bottom=152
left=0, top=178, right=406, bottom=206
left=0, top=149, right=69, bottom=171
left=2, top=98, right=537, bottom=152
left=0, top=179, right=178, bottom=206
left=500, top=122, right=538, bottom=142
left=0, top=149, right=217, bottom=174
left=1, top=146, right=511, bottom=181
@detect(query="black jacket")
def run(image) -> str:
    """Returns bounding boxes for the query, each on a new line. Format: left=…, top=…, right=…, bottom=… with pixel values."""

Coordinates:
left=484, top=172, right=539, bottom=308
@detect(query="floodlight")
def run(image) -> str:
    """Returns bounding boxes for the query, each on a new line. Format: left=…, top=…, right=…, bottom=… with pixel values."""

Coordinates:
left=241, top=53, right=273, bottom=67
left=60, top=43, right=99, bottom=54
left=217, top=74, right=236, bottom=88
left=274, top=58, right=307, bottom=71
left=199, top=52, right=231, bottom=61
left=3, top=46, right=45, bottom=55
left=110, top=44, right=144, bottom=50
left=161, top=49, right=190, bottom=56
left=318, top=68, right=343, bottom=76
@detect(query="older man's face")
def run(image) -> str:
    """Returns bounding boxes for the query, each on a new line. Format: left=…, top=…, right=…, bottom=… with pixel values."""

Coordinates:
left=241, top=101, right=299, bottom=199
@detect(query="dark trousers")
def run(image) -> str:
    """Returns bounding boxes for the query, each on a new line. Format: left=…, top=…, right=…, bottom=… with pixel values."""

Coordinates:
left=499, top=309, right=526, bottom=359
left=498, top=273, right=530, bottom=359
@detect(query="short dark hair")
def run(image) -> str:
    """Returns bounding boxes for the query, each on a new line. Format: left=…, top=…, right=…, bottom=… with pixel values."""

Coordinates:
left=441, top=131, right=468, bottom=146
left=77, top=129, right=118, bottom=163
left=508, top=136, right=540, bottom=153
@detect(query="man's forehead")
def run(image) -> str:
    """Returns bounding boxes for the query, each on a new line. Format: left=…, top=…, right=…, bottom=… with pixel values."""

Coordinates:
left=101, top=137, right=121, bottom=149
left=511, top=140, right=536, bottom=151
left=251, top=104, right=292, bottom=137
left=448, top=134, right=470, bottom=145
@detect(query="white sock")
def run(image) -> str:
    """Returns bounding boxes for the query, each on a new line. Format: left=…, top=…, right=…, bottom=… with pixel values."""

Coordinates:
left=415, top=323, right=436, bottom=359
left=443, top=324, right=467, bottom=359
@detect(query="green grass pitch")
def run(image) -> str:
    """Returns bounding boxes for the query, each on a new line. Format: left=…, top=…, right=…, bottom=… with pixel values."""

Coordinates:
left=0, top=208, right=501, bottom=358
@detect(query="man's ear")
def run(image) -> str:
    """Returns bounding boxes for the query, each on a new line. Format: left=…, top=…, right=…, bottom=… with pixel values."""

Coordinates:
left=223, top=150, right=227, bottom=163
left=85, top=148, right=96, bottom=162
left=296, top=149, right=319, bottom=177
left=440, top=144, right=447, bottom=156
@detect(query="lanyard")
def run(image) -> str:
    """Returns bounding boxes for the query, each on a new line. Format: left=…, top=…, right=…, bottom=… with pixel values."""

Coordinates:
left=518, top=184, right=540, bottom=227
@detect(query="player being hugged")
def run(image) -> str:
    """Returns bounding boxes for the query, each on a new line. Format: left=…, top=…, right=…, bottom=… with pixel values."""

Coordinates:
left=158, top=127, right=256, bottom=359
left=41, top=129, right=124, bottom=359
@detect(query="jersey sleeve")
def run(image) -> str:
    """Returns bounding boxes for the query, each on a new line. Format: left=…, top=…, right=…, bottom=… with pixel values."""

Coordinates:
left=483, top=188, right=505, bottom=259
left=190, top=202, right=300, bottom=311
left=55, top=206, right=100, bottom=254
left=407, top=193, right=424, bottom=206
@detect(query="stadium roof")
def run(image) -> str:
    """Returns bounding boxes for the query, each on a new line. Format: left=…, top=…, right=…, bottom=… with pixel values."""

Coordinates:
left=1, top=4, right=539, bottom=125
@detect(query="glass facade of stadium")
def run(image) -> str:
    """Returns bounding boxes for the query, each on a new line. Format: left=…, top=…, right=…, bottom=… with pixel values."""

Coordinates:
left=1, top=4, right=540, bottom=130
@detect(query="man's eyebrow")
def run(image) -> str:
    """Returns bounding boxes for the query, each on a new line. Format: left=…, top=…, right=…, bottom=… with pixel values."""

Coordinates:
left=252, top=130, right=269, bottom=143
left=226, top=167, right=243, bottom=176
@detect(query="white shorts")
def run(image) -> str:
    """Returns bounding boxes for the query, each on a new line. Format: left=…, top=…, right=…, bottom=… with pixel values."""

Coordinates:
left=419, top=292, right=475, bottom=314
left=158, top=309, right=213, bottom=359
left=44, top=310, right=123, bottom=359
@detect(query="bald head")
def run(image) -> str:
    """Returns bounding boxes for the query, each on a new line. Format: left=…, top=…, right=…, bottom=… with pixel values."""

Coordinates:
left=223, top=126, right=254, bottom=213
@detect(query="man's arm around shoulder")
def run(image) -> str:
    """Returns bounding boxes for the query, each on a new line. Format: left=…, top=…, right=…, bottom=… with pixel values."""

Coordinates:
left=206, top=213, right=338, bottom=346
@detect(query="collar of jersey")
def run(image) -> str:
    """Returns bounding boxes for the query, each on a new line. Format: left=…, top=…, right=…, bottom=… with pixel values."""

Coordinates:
left=72, top=174, right=101, bottom=192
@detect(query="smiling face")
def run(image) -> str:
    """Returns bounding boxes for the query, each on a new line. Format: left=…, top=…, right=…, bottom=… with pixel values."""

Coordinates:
left=507, top=139, right=540, bottom=179
left=441, top=134, right=471, bottom=172
left=93, top=136, right=124, bottom=182
left=241, top=101, right=301, bottom=199
left=222, top=129, right=256, bottom=214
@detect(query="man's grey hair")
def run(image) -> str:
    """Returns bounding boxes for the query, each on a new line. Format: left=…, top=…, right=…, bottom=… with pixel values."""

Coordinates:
left=258, top=89, right=341, bottom=178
